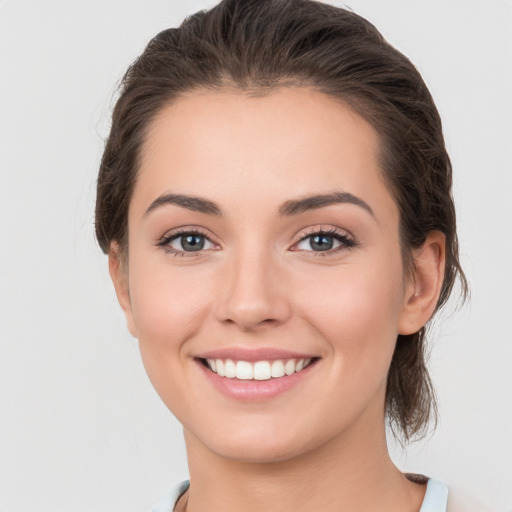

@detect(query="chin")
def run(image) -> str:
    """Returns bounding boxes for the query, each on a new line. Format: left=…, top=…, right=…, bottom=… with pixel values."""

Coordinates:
left=211, top=438, right=307, bottom=464
left=186, top=417, right=335, bottom=466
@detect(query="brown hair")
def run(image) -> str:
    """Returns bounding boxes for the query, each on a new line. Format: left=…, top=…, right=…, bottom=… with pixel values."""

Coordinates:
left=95, top=0, right=467, bottom=441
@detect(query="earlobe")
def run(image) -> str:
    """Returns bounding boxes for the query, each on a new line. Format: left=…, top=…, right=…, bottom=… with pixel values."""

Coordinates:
left=398, top=231, right=446, bottom=335
left=108, top=243, right=139, bottom=338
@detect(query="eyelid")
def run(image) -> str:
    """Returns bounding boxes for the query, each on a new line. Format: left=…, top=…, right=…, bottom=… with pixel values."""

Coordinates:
left=155, top=224, right=356, bottom=257
left=156, top=226, right=221, bottom=256
left=293, top=225, right=354, bottom=243
left=289, top=225, right=356, bottom=254
left=157, top=226, right=216, bottom=244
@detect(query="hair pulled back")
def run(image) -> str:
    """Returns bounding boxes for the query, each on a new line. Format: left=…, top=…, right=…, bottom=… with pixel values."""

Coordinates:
left=95, top=0, right=467, bottom=441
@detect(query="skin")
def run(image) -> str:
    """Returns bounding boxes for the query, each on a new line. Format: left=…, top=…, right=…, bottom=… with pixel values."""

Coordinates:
left=110, top=87, right=446, bottom=512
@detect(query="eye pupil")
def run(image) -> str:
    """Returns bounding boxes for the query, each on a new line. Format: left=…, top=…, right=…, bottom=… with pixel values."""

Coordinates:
left=182, top=234, right=205, bottom=251
left=311, top=235, right=334, bottom=251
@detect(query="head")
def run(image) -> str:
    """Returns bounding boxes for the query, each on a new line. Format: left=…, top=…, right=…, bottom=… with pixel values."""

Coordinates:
left=95, top=0, right=466, bottom=447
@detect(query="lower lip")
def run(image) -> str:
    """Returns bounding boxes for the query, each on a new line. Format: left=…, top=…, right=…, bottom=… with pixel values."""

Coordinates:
left=196, top=359, right=318, bottom=402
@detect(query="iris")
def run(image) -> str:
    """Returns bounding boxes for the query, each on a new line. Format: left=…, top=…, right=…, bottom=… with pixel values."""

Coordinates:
left=310, top=235, right=334, bottom=251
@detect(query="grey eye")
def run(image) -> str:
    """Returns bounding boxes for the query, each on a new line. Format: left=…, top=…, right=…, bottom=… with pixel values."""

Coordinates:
left=169, top=233, right=214, bottom=252
left=296, top=234, right=341, bottom=252
left=310, top=235, right=335, bottom=251
left=181, top=234, right=204, bottom=251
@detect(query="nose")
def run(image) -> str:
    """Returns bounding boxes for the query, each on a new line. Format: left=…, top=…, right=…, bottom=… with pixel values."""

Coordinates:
left=214, top=248, right=292, bottom=332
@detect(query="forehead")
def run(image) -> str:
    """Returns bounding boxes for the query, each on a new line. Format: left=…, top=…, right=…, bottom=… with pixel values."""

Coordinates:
left=133, top=87, right=394, bottom=221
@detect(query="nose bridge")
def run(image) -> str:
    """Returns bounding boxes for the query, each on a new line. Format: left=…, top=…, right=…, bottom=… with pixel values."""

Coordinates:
left=216, top=240, right=291, bottom=331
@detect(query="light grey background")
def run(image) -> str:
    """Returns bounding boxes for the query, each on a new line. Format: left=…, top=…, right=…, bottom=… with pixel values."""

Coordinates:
left=0, top=0, right=511, bottom=510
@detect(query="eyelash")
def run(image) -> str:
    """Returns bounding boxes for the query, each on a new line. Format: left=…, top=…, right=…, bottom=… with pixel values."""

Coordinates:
left=156, top=226, right=356, bottom=258
left=157, top=227, right=216, bottom=258
left=291, top=227, right=356, bottom=257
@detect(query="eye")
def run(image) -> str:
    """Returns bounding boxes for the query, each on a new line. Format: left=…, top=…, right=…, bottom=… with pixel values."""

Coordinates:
left=158, top=229, right=219, bottom=256
left=292, top=227, right=356, bottom=255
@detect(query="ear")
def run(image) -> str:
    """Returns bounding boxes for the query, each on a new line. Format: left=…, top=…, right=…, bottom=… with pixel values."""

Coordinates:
left=108, top=243, right=138, bottom=338
left=398, top=231, right=446, bottom=335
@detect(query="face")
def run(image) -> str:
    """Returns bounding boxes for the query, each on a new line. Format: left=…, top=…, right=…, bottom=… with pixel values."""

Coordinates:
left=112, top=87, right=428, bottom=463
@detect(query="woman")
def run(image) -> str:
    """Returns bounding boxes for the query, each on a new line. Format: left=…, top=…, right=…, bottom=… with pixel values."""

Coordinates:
left=95, top=0, right=467, bottom=510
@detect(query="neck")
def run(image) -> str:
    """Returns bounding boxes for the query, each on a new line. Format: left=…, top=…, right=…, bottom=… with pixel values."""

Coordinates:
left=181, top=409, right=426, bottom=512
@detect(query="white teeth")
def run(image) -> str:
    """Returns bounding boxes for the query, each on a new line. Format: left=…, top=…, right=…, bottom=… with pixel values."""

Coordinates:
left=236, top=361, right=253, bottom=380
left=253, top=361, right=271, bottom=380
left=284, top=359, right=296, bottom=375
left=224, top=359, right=236, bottom=378
left=271, top=360, right=285, bottom=378
left=205, top=357, right=313, bottom=380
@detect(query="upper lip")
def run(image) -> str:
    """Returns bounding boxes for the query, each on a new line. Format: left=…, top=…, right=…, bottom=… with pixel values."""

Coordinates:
left=195, top=347, right=318, bottom=362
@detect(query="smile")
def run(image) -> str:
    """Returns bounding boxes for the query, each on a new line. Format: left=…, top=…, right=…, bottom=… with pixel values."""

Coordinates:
left=204, top=358, right=313, bottom=380
left=196, top=353, right=319, bottom=401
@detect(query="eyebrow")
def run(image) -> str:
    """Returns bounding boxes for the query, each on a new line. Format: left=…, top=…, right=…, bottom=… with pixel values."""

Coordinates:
left=278, top=192, right=374, bottom=217
left=144, top=193, right=222, bottom=216
left=144, top=191, right=374, bottom=218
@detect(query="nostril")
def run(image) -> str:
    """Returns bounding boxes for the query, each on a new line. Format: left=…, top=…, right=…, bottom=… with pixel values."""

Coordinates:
left=222, top=316, right=283, bottom=332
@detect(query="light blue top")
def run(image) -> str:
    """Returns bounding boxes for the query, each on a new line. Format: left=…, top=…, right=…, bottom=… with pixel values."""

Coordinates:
left=420, top=479, right=449, bottom=512
left=150, top=478, right=448, bottom=512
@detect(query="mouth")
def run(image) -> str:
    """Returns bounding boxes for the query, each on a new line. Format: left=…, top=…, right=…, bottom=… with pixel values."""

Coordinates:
left=198, top=357, right=317, bottom=380
left=194, top=348, right=320, bottom=401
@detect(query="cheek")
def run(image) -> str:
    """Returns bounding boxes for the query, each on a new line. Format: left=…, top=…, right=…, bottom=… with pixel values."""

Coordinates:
left=131, top=278, right=201, bottom=340
left=294, top=256, right=406, bottom=382
left=127, top=259, right=215, bottom=376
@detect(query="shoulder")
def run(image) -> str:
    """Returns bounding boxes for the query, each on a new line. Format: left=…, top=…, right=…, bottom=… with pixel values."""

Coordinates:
left=420, top=478, right=449, bottom=512
left=149, top=480, right=190, bottom=512
left=149, top=478, right=495, bottom=512
left=419, top=478, right=494, bottom=512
